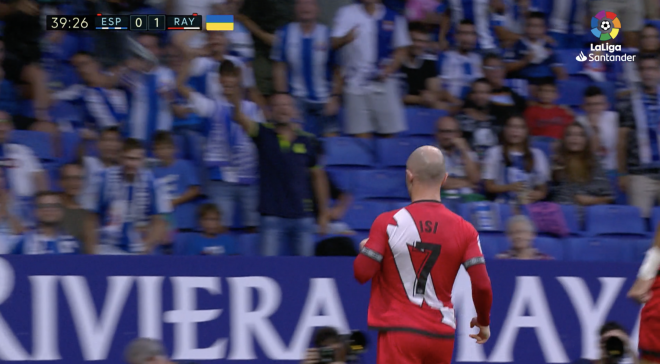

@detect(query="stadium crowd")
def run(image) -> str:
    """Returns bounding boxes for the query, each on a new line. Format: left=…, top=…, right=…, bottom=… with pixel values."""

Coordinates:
left=0, top=0, right=657, bottom=258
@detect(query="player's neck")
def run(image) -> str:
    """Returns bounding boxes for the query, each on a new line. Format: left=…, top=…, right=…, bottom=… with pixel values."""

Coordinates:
left=411, top=188, right=441, bottom=203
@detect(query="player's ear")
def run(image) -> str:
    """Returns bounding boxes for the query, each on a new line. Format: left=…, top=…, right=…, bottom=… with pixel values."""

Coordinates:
left=441, top=172, right=448, bottom=186
left=405, top=169, right=413, bottom=184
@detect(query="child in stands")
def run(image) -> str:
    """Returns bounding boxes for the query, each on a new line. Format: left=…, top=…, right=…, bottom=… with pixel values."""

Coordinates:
left=524, top=79, right=574, bottom=139
left=179, top=203, right=237, bottom=256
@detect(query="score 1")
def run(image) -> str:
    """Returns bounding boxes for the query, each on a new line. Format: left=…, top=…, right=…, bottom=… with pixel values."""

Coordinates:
left=148, top=15, right=166, bottom=30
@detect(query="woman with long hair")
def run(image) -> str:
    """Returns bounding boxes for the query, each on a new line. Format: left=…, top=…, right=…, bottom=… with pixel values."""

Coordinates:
left=482, top=115, right=550, bottom=204
left=552, top=122, right=613, bottom=207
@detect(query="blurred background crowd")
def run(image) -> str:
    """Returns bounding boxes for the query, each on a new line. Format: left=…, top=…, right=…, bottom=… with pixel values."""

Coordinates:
left=0, top=0, right=658, bottom=259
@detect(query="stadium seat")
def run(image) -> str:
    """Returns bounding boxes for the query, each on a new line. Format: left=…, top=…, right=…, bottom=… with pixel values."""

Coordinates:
left=343, top=200, right=392, bottom=230
left=556, top=49, right=584, bottom=75
left=650, top=207, right=660, bottom=231
left=556, top=78, right=591, bottom=106
left=172, top=232, right=196, bottom=255
left=326, top=167, right=356, bottom=192
left=566, top=238, right=635, bottom=262
left=402, top=107, right=447, bottom=136
left=323, top=137, right=375, bottom=167
left=633, top=238, right=653, bottom=262
left=375, top=137, right=435, bottom=168
left=236, top=233, right=260, bottom=256
left=584, top=205, right=647, bottom=236
left=10, top=130, right=56, bottom=162
left=534, top=237, right=565, bottom=260
left=476, top=233, right=508, bottom=260
left=531, top=136, right=556, bottom=160
left=458, top=202, right=513, bottom=232
left=353, top=169, right=408, bottom=199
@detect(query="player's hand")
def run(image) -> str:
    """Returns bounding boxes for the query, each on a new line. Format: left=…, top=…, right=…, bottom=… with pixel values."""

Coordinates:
left=359, top=238, right=368, bottom=250
left=628, top=278, right=654, bottom=304
left=301, top=348, right=319, bottom=364
left=469, top=317, right=490, bottom=344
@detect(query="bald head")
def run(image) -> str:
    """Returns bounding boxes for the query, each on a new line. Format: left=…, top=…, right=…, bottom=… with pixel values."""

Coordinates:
left=406, top=146, right=446, bottom=184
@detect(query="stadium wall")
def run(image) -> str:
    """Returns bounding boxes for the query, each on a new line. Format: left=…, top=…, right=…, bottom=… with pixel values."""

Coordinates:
left=0, top=256, right=642, bottom=363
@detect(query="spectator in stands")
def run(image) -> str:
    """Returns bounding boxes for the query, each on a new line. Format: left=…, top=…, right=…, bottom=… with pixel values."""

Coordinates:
left=60, top=163, right=94, bottom=253
left=86, top=138, right=171, bottom=255
left=53, top=52, right=128, bottom=135
left=331, top=0, right=410, bottom=138
left=108, top=34, right=175, bottom=143
left=457, top=78, right=499, bottom=160
left=225, top=91, right=329, bottom=256
left=174, top=31, right=266, bottom=109
left=430, top=20, right=483, bottom=107
left=482, top=53, right=527, bottom=126
left=0, top=112, right=48, bottom=224
left=443, top=0, right=501, bottom=51
left=524, top=79, right=574, bottom=139
left=81, top=126, right=122, bottom=208
left=496, top=215, right=552, bottom=260
left=271, top=0, right=342, bottom=137
left=401, top=22, right=439, bottom=108
left=589, top=0, right=643, bottom=49
left=552, top=123, right=614, bottom=210
left=12, top=191, right=80, bottom=255
left=0, top=39, right=18, bottom=117
left=152, top=131, right=201, bottom=232
left=490, top=0, right=527, bottom=47
left=617, top=54, right=660, bottom=218
left=1, top=0, right=53, bottom=132
left=178, top=203, right=237, bottom=255
left=576, top=86, right=619, bottom=172
left=548, top=0, right=588, bottom=49
left=222, top=0, right=256, bottom=63
left=176, top=60, right=263, bottom=233
left=616, top=25, right=660, bottom=95
left=436, top=116, right=481, bottom=200
left=483, top=115, right=550, bottom=204
left=504, top=12, right=566, bottom=97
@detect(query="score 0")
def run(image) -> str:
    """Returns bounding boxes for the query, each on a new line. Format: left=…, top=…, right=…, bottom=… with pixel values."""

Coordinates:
left=130, top=15, right=147, bottom=30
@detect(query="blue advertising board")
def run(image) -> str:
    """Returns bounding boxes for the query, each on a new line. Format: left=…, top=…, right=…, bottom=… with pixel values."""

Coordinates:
left=0, top=256, right=644, bottom=363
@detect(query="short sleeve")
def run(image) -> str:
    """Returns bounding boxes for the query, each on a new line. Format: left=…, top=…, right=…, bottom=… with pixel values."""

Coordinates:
left=151, top=175, right=173, bottom=215
left=482, top=146, right=501, bottom=180
left=532, top=148, right=550, bottom=184
left=270, top=26, right=287, bottom=62
left=393, top=15, right=412, bottom=48
left=331, top=6, right=352, bottom=38
left=362, top=212, right=393, bottom=261
left=461, top=221, right=485, bottom=268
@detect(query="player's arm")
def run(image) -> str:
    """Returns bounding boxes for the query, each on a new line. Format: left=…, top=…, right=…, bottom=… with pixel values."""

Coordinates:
left=354, top=213, right=390, bottom=284
left=628, top=226, right=660, bottom=303
left=462, top=222, right=493, bottom=343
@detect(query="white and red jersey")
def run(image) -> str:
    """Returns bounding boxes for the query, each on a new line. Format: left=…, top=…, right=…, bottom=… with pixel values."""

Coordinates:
left=355, top=200, right=490, bottom=338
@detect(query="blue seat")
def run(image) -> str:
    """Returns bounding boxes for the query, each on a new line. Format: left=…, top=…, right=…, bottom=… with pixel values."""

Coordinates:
left=531, top=136, right=556, bottom=160
left=375, top=137, right=434, bottom=168
left=557, top=78, right=591, bottom=106
left=353, top=169, right=408, bottom=199
left=534, top=237, right=564, bottom=260
left=584, top=205, right=647, bottom=236
left=650, top=207, right=660, bottom=232
left=458, top=202, right=513, bottom=232
left=556, top=49, right=584, bottom=75
left=402, top=107, right=446, bottom=136
left=172, top=232, right=197, bottom=255
left=633, top=238, right=653, bottom=262
left=326, top=167, right=356, bottom=192
left=566, top=238, right=635, bottom=262
left=476, top=233, right=508, bottom=260
left=10, top=130, right=55, bottom=161
left=323, top=137, right=375, bottom=167
left=343, top=200, right=392, bottom=230
left=236, top=233, right=260, bottom=256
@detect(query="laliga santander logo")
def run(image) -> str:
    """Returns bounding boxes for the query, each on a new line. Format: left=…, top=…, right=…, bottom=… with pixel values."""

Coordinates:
left=591, top=11, right=621, bottom=41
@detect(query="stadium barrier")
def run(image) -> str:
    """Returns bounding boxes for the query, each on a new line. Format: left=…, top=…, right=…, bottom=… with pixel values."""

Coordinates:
left=0, top=256, right=642, bottom=363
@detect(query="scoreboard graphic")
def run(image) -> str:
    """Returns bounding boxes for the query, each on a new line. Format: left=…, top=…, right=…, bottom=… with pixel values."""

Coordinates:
left=46, top=14, right=233, bottom=31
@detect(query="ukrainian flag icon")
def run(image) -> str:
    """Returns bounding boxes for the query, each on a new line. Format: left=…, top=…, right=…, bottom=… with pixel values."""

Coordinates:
left=207, top=15, right=234, bottom=31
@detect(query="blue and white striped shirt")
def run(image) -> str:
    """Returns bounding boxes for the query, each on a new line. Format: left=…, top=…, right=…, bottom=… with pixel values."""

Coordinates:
left=271, top=23, right=334, bottom=103
left=226, top=21, right=255, bottom=62
left=549, top=0, right=588, bottom=35
left=122, top=66, right=175, bottom=142
left=53, top=84, right=128, bottom=131
left=448, top=0, right=500, bottom=50
left=438, top=50, right=484, bottom=99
